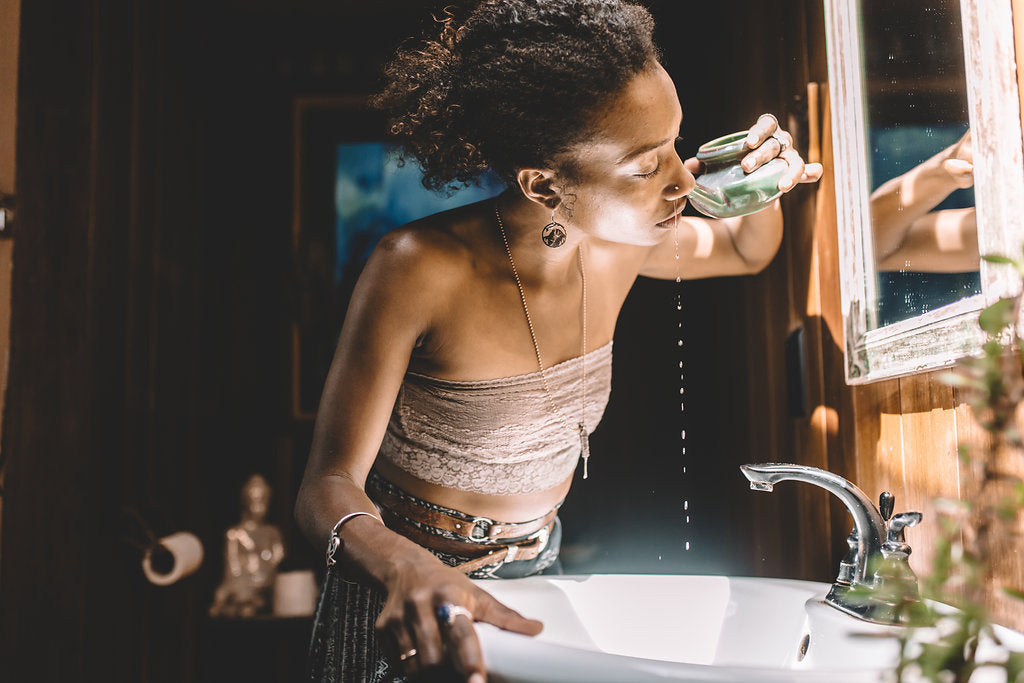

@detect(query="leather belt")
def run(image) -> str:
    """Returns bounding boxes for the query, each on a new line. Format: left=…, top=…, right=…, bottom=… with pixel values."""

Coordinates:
left=367, top=475, right=560, bottom=544
left=380, top=509, right=553, bottom=574
left=365, top=472, right=559, bottom=574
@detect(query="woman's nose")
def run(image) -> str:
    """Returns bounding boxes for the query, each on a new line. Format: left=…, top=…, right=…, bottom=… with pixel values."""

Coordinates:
left=664, top=149, right=696, bottom=201
left=665, top=166, right=695, bottom=201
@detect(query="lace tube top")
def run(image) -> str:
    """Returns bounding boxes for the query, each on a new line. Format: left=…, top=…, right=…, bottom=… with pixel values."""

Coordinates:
left=377, top=342, right=613, bottom=495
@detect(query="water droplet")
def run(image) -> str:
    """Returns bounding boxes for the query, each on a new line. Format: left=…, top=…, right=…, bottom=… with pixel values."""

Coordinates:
left=680, top=430, right=686, bottom=440
left=678, top=361, right=684, bottom=369
left=681, top=447, right=686, bottom=454
left=684, top=500, right=689, bottom=510
left=685, top=541, right=691, bottom=551
left=679, top=387, right=685, bottom=394
left=686, top=515, right=690, bottom=523
left=682, top=466, right=687, bottom=473
left=677, top=339, right=683, bottom=347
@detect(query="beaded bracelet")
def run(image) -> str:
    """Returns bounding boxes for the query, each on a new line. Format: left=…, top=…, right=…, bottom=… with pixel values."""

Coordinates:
left=326, top=511, right=382, bottom=568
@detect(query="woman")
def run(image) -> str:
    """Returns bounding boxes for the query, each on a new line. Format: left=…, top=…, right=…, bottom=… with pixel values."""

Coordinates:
left=295, top=1, right=822, bottom=681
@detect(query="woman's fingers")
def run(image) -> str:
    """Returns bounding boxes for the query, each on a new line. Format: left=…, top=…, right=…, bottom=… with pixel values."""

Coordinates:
left=407, top=595, right=446, bottom=669
left=376, top=607, right=424, bottom=676
left=742, top=128, right=790, bottom=173
left=438, top=592, right=542, bottom=682
left=943, top=158, right=975, bottom=188
left=684, top=156, right=703, bottom=176
left=440, top=607, right=487, bottom=683
left=473, top=591, right=543, bottom=636
left=800, top=162, right=824, bottom=184
left=377, top=579, right=542, bottom=680
left=736, top=117, right=823, bottom=192
left=778, top=152, right=823, bottom=192
left=744, top=113, right=780, bottom=149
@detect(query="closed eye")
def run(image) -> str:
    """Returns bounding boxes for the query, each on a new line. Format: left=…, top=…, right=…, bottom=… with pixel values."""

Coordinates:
left=636, top=135, right=684, bottom=179
left=635, top=162, right=661, bottom=179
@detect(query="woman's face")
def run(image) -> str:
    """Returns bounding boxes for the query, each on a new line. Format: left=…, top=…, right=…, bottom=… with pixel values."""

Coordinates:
left=555, top=62, right=694, bottom=246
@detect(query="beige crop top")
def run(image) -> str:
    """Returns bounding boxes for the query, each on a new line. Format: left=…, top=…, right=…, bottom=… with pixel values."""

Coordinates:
left=377, top=341, right=613, bottom=495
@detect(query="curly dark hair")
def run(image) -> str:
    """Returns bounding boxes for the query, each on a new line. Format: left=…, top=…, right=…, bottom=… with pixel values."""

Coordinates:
left=373, top=0, right=659, bottom=192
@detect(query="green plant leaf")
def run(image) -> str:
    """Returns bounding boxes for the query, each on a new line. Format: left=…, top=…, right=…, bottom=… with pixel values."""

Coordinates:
left=997, top=501, right=1019, bottom=521
left=1006, top=651, right=1024, bottom=682
left=979, top=298, right=1016, bottom=335
left=897, top=245, right=1024, bottom=680
left=983, top=253, right=1020, bottom=267
left=1003, top=586, right=1024, bottom=601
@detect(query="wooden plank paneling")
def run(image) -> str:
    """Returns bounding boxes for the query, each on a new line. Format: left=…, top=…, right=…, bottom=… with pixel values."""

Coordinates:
left=0, top=0, right=19, bottom=568
left=952, top=390, right=1024, bottom=628
left=897, top=374, right=960, bottom=575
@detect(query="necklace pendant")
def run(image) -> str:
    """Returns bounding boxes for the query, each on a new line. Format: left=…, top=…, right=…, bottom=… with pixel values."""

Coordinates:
left=579, top=423, right=590, bottom=479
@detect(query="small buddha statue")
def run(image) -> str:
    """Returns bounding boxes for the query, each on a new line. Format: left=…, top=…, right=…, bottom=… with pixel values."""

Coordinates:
left=210, top=474, right=286, bottom=618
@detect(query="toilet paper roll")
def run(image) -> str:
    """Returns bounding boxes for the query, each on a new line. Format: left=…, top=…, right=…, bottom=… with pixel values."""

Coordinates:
left=142, top=531, right=204, bottom=586
left=273, top=569, right=318, bottom=617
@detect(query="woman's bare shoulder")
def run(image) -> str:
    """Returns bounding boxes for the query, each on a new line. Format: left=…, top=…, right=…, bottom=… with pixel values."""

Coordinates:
left=357, top=201, right=493, bottom=305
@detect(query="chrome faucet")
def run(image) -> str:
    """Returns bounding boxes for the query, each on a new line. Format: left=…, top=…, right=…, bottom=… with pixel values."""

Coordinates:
left=741, top=463, right=922, bottom=625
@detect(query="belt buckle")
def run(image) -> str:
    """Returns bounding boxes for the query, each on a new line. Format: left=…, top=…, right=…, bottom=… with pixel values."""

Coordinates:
left=533, top=524, right=550, bottom=551
left=469, top=516, right=497, bottom=542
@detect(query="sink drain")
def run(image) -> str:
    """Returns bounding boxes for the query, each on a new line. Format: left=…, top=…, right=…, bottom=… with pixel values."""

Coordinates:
left=796, top=633, right=811, bottom=661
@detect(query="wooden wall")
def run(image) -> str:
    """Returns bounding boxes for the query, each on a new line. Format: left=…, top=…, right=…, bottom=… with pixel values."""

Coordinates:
left=0, top=0, right=18, bottom=568
left=722, top=0, right=1024, bottom=633
left=786, top=0, right=1024, bottom=633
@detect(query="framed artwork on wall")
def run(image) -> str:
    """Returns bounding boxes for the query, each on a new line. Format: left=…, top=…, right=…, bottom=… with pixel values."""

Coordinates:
left=291, top=97, right=503, bottom=419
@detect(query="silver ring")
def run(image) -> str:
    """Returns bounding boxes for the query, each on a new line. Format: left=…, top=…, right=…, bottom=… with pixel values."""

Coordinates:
left=398, top=648, right=417, bottom=662
left=436, top=603, right=473, bottom=626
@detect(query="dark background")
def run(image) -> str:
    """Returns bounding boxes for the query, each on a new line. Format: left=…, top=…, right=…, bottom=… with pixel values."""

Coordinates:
left=1, top=1, right=827, bottom=680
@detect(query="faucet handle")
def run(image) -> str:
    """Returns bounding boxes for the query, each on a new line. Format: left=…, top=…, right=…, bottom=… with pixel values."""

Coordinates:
left=879, top=491, right=895, bottom=521
left=875, top=511, right=924, bottom=606
left=886, top=511, right=922, bottom=545
left=836, top=527, right=859, bottom=585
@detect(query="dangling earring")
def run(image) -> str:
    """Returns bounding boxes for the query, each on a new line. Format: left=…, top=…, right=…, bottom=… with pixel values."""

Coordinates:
left=541, top=208, right=567, bottom=248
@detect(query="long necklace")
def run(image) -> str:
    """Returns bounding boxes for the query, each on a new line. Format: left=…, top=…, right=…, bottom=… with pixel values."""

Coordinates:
left=495, top=202, right=591, bottom=479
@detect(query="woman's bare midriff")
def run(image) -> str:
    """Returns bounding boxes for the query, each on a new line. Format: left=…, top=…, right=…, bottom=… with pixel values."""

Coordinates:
left=372, top=457, right=573, bottom=523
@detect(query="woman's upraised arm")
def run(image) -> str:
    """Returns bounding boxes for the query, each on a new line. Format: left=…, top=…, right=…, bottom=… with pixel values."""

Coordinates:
left=639, top=114, right=821, bottom=280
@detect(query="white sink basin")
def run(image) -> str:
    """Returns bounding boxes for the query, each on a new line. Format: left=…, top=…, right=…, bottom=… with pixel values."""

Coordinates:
left=474, top=574, right=1024, bottom=682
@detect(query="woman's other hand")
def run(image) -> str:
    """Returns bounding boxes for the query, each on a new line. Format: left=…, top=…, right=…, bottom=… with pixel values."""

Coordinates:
left=740, top=113, right=823, bottom=191
left=376, top=558, right=543, bottom=682
left=942, top=128, right=974, bottom=189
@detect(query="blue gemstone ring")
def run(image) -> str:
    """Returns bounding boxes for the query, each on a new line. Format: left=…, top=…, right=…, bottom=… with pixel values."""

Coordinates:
left=436, top=602, right=473, bottom=626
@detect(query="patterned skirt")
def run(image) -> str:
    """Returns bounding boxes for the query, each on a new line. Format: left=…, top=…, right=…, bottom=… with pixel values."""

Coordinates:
left=306, top=474, right=563, bottom=682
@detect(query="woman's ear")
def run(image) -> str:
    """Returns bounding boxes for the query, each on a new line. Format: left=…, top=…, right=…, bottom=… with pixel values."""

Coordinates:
left=515, top=168, right=561, bottom=210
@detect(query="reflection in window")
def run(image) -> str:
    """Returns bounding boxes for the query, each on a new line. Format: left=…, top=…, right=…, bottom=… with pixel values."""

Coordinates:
left=869, top=125, right=979, bottom=326
left=860, top=0, right=979, bottom=327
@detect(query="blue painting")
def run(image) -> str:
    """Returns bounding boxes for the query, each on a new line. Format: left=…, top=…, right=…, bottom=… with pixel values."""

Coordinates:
left=334, top=143, right=505, bottom=284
